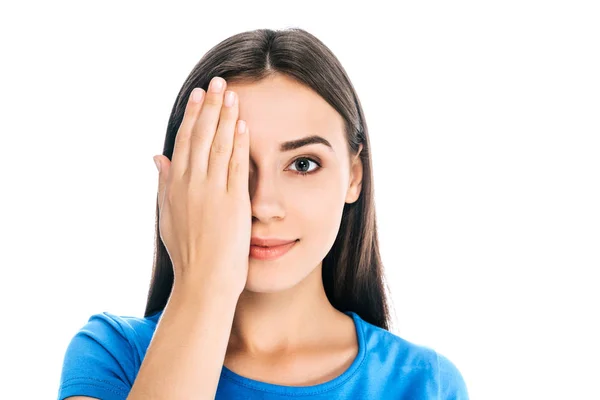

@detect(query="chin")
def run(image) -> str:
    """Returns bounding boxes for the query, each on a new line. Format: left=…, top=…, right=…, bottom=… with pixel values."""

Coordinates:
left=243, top=239, right=326, bottom=294
left=243, top=256, right=318, bottom=294
left=243, top=263, right=300, bottom=293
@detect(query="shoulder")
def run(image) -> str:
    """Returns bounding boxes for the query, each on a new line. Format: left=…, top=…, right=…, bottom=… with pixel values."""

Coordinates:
left=57, top=310, right=162, bottom=400
left=70, top=311, right=160, bottom=362
left=88, top=310, right=161, bottom=347
left=354, top=314, right=469, bottom=399
left=435, top=352, right=469, bottom=399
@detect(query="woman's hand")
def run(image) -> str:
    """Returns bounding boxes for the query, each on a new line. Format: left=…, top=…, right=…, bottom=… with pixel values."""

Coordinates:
left=153, top=76, right=251, bottom=297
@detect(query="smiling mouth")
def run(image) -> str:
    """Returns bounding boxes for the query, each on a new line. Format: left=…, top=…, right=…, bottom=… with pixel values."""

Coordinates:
left=249, top=240, right=299, bottom=260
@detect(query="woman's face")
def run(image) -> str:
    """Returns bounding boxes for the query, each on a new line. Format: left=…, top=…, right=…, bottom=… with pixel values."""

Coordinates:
left=227, top=74, right=363, bottom=293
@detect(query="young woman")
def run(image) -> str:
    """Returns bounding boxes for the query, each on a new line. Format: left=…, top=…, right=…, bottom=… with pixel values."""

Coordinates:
left=58, top=28, right=469, bottom=399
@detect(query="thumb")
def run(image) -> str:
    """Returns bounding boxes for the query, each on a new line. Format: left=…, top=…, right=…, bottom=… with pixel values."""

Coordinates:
left=153, top=156, right=169, bottom=211
left=153, top=155, right=171, bottom=174
left=153, top=156, right=162, bottom=173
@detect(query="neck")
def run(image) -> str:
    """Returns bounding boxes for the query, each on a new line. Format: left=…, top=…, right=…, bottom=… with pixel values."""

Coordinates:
left=227, top=263, right=343, bottom=357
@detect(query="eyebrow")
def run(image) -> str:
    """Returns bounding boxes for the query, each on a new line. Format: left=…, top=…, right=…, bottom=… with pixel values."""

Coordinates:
left=279, top=135, right=334, bottom=152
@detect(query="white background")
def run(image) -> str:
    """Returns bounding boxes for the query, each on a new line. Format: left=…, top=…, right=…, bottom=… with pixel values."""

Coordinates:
left=1, top=1, right=598, bottom=399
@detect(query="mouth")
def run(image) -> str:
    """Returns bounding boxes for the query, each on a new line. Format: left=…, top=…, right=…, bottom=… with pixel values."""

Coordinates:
left=249, top=239, right=299, bottom=261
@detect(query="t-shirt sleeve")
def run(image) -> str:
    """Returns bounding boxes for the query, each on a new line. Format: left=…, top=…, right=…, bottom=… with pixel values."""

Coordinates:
left=57, top=313, right=136, bottom=400
left=437, top=352, right=469, bottom=400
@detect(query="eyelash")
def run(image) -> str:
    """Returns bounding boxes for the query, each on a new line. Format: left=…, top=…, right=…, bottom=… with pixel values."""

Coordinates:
left=288, top=156, right=322, bottom=176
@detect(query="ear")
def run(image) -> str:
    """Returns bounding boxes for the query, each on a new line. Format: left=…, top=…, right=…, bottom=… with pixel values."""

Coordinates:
left=345, top=143, right=364, bottom=204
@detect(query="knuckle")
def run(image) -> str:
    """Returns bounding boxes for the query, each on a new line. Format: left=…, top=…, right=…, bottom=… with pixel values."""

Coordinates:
left=221, top=105, right=237, bottom=118
left=235, top=132, right=247, bottom=147
left=203, top=94, right=223, bottom=107
left=223, top=110, right=239, bottom=124
left=211, top=141, right=229, bottom=155
left=229, top=159, right=241, bottom=174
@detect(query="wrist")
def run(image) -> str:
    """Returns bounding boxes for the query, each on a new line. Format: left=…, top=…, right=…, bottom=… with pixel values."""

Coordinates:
left=170, top=277, right=242, bottom=309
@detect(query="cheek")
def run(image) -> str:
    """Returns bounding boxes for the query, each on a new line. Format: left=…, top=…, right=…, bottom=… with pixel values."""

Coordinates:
left=284, top=170, right=347, bottom=239
left=285, top=167, right=346, bottom=210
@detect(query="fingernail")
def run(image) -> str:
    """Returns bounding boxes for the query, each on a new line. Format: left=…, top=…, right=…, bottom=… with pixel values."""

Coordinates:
left=224, top=91, right=236, bottom=107
left=191, top=88, right=204, bottom=103
left=153, top=157, right=161, bottom=172
left=209, top=77, right=224, bottom=93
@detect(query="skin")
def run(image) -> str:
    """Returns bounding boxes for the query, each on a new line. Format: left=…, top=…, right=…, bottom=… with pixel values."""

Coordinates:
left=223, top=73, right=364, bottom=385
left=66, top=74, right=365, bottom=399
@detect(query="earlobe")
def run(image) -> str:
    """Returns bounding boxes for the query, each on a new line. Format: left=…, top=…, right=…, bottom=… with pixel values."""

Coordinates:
left=345, top=184, right=362, bottom=204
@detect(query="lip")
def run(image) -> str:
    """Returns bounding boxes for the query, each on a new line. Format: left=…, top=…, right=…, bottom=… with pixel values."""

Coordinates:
left=250, top=237, right=297, bottom=247
left=250, top=240, right=298, bottom=261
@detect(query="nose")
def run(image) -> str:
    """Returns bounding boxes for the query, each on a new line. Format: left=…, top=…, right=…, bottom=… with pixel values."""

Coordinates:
left=249, top=171, right=285, bottom=223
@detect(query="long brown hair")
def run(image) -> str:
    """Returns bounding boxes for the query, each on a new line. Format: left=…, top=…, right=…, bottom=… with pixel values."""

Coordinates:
left=144, top=28, right=396, bottom=331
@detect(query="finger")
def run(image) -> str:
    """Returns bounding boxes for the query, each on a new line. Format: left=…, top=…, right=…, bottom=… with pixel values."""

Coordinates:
left=207, top=90, right=239, bottom=187
left=228, top=120, right=249, bottom=194
left=170, top=88, right=205, bottom=178
left=189, top=76, right=227, bottom=178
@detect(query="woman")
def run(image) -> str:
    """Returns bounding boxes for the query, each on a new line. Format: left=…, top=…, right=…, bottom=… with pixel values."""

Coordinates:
left=58, top=27, right=469, bottom=399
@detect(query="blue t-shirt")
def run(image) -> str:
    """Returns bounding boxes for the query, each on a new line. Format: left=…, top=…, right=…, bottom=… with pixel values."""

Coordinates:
left=57, top=310, right=469, bottom=399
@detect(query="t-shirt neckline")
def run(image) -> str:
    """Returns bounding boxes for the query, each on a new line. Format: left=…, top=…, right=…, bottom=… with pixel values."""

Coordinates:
left=219, top=311, right=366, bottom=396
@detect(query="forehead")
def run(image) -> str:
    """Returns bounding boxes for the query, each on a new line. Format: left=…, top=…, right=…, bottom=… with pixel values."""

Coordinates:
left=227, top=75, right=346, bottom=152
